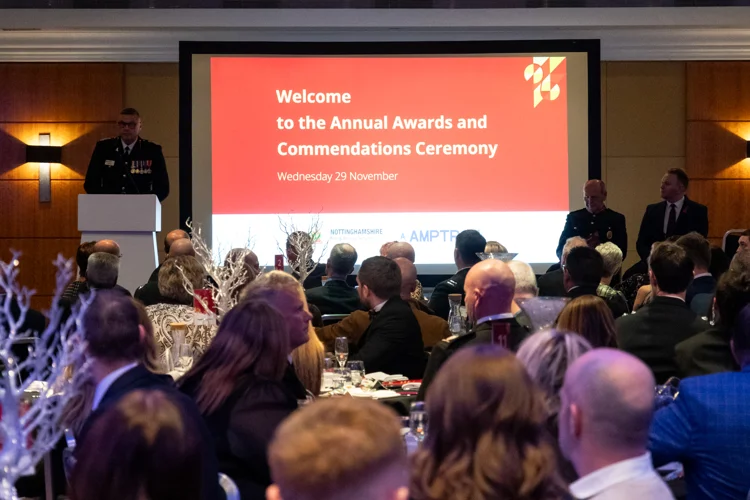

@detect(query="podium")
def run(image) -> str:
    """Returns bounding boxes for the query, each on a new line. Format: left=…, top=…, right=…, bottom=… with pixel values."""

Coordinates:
left=78, top=194, right=161, bottom=294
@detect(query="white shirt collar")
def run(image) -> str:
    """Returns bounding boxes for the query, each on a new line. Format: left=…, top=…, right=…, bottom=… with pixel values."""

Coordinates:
left=694, top=272, right=713, bottom=279
left=476, top=312, right=515, bottom=325
left=570, top=452, right=655, bottom=499
left=91, top=362, right=138, bottom=411
left=121, top=139, right=134, bottom=153
left=658, top=293, right=686, bottom=302
left=373, top=300, right=388, bottom=313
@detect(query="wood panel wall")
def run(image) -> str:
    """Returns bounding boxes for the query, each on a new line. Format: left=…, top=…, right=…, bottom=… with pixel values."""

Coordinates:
left=0, top=63, right=124, bottom=310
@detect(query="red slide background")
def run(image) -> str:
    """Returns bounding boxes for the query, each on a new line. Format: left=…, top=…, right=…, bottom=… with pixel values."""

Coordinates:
left=211, top=56, right=569, bottom=215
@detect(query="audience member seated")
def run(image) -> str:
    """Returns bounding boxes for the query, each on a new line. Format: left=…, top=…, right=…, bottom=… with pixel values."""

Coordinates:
left=484, top=240, right=508, bottom=253
left=286, top=231, right=326, bottom=290
left=616, top=242, right=708, bottom=383
left=92, top=238, right=120, bottom=257
left=675, top=270, right=743, bottom=378
left=347, top=257, right=423, bottom=379
left=517, top=329, right=593, bottom=484
left=61, top=240, right=96, bottom=303
left=565, top=246, right=628, bottom=319
left=560, top=349, right=674, bottom=499
left=428, top=229, right=486, bottom=319
left=76, top=252, right=131, bottom=298
left=76, top=291, right=221, bottom=500
left=179, top=298, right=304, bottom=500
left=224, top=248, right=261, bottom=301
left=305, top=243, right=361, bottom=315
left=556, top=295, right=617, bottom=348
left=709, top=245, right=730, bottom=281
left=507, top=259, right=538, bottom=328
left=267, top=398, right=408, bottom=500
left=146, top=256, right=215, bottom=362
left=385, top=241, right=426, bottom=302
left=419, top=259, right=529, bottom=400
left=596, top=242, right=629, bottom=309
left=538, top=236, right=587, bottom=297
left=147, top=229, right=190, bottom=282
left=649, top=275, right=750, bottom=500
left=677, top=231, right=716, bottom=315
left=69, top=390, right=206, bottom=500
left=411, top=344, right=567, bottom=500
left=135, top=237, right=196, bottom=306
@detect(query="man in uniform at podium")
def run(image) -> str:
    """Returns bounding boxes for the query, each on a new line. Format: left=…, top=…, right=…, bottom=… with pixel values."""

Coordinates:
left=555, top=180, right=627, bottom=260
left=83, top=108, right=169, bottom=202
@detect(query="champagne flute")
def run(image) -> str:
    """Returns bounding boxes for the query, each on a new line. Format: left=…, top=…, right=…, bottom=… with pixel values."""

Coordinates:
left=334, top=337, right=349, bottom=368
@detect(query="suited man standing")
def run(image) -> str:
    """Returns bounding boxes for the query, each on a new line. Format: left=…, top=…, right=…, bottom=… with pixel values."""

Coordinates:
left=350, top=257, right=424, bottom=379
left=305, top=243, right=362, bottom=316
left=556, top=180, right=628, bottom=260
left=635, top=168, right=708, bottom=263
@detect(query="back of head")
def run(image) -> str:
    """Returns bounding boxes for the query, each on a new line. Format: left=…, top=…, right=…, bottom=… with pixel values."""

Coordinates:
left=464, top=259, right=516, bottom=318
left=413, top=344, right=563, bottom=499
left=242, top=270, right=303, bottom=302
left=385, top=242, right=416, bottom=263
left=70, top=389, right=203, bottom=500
left=648, top=242, right=694, bottom=294
left=516, top=329, right=592, bottom=419
left=76, top=241, right=97, bottom=278
left=86, top=252, right=120, bottom=289
left=168, top=238, right=195, bottom=258
left=709, top=246, right=730, bottom=281
left=667, top=167, right=690, bottom=190
left=93, top=239, right=120, bottom=256
left=730, top=246, right=750, bottom=274
left=286, top=231, right=312, bottom=263
left=715, top=270, right=750, bottom=334
left=83, top=290, right=143, bottom=363
left=565, top=246, right=604, bottom=287
left=562, top=236, right=587, bottom=264
left=507, top=260, right=538, bottom=298
left=484, top=241, right=508, bottom=254
left=556, top=295, right=617, bottom=348
left=164, top=229, right=189, bottom=254
left=268, top=398, right=407, bottom=500
left=358, top=257, right=401, bottom=301
left=379, top=241, right=398, bottom=257
left=393, top=258, right=418, bottom=300
left=455, top=230, right=487, bottom=267
left=329, top=243, right=358, bottom=277
left=158, top=256, right=205, bottom=304
left=595, top=242, right=623, bottom=279
left=677, top=231, right=711, bottom=271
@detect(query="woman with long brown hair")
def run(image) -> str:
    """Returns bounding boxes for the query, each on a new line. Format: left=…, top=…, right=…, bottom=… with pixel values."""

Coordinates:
left=556, top=295, right=618, bottom=348
left=411, top=344, right=567, bottom=500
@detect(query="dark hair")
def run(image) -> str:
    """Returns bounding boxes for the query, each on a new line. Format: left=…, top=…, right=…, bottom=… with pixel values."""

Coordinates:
left=329, top=243, right=357, bottom=276
left=648, top=242, right=694, bottom=294
left=358, top=256, right=401, bottom=300
left=69, top=390, right=203, bottom=500
left=715, top=271, right=750, bottom=332
left=742, top=229, right=750, bottom=237
left=666, top=167, right=689, bottom=189
left=83, top=290, right=144, bottom=362
left=677, top=232, right=711, bottom=270
left=565, top=246, right=604, bottom=287
left=119, top=107, right=140, bottom=118
left=710, top=246, right=730, bottom=280
left=76, top=241, right=97, bottom=278
left=455, top=230, right=487, bottom=266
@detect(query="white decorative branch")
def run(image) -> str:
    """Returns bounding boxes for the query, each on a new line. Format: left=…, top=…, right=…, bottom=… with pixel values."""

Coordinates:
left=276, top=215, right=329, bottom=286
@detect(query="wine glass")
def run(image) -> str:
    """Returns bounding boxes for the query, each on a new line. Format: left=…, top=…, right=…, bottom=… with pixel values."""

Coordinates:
left=334, top=337, right=349, bottom=368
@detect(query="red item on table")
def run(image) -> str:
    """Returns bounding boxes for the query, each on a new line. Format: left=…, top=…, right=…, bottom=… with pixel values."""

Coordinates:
left=274, top=254, right=284, bottom=271
left=193, top=289, right=215, bottom=314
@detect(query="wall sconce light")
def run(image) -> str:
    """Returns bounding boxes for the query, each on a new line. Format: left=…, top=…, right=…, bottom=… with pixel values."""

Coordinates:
left=26, top=133, right=61, bottom=203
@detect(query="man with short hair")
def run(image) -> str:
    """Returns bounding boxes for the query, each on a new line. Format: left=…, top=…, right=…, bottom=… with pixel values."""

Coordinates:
left=538, top=236, right=587, bottom=297
left=507, top=260, right=538, bottom=329
left=616, top=242, right=708, bottom=383
left=84, top=107, right=169, bottom=201
left=559, top=349, right=674, bottom=500
left=556, top=179, right=628, bottom=260
left=738, top=229, right=750, bottom=253
left=676, top=231, right=716, bottom=314
left=267, top=398, right=408, bottom=500
left=305, top=243, right=361, bottom=315
left=596, top=242, right=630, bottom=315
left=428, top=230, right=487, bottom=319
left=565, top=246, right=628, bottom=319
left=86, top=252, right=121, bottom=291
left=93, top=239, right=121, bottom=257
left=349, top=257, right=424, bottom=379
left=650, top=272, right=750, bottom=499
left=385, top=242, right=425, bottom=302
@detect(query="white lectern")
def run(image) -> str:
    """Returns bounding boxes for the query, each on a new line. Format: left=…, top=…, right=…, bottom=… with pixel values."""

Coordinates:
left=78, top=194, right=161, bottom=294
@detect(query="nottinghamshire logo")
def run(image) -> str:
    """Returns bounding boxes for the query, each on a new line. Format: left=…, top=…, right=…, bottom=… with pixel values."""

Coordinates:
left=524, top=57, right=565, bottom=108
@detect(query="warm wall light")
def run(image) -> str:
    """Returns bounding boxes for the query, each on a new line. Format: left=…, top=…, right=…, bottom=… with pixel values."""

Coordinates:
left=25, top=133, right=60, bottom=203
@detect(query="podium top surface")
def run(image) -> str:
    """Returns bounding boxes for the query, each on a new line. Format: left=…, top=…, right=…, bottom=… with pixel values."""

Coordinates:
left=78, top=194, right=162, bottom=232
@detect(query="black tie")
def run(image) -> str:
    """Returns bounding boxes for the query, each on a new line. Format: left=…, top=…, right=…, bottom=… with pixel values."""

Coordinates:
left=666, top=203, right=677, bottom=236
left=123, top=146, right=130, bottom=165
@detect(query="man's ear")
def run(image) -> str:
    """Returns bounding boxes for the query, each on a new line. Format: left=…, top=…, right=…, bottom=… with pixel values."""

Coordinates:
left=571, top=403, right=583, bottom=439
left=138, top=324, right=146, bottom=344
left=266, top=485, right=282, bottom=500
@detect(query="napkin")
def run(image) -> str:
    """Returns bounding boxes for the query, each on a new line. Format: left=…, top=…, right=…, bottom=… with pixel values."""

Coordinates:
left=347, top=388, right=401, bottom=399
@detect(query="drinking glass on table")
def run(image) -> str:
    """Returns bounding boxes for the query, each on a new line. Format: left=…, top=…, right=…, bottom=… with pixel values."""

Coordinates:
left=346, top=360, right=365, bottom=386
left=176, top=344, right=194, bottom=371
left=409, top=401, right=428, bottom=442
left=335, top=337, right=349, bottom=367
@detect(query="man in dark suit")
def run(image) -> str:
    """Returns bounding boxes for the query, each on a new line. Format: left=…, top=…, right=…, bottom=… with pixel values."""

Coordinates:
left=676, top=231, right=716, bottom=314
left=286, top=231, right=326, bottom=290
left=77, top=291, right=222, bottom=500
left=350, top=257, right=424, bottom=380
left=305, top=243, right=362, bottom=316
left=564, top=246, right=629, bottom=319
left=538, top=236, right=587, bottom=297
left=428, top=229, right=486, bottom=319
left=419, top=259, right=529, bottom=401
left=635, top=168, right=709, bottom=263
left=616, top=242, right=708, bottom=383
left=556, top=180, right=628, bottom=260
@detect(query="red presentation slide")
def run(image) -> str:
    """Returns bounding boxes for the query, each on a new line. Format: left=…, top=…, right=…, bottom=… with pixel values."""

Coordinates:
left=211, top=56, right=568, bottom=215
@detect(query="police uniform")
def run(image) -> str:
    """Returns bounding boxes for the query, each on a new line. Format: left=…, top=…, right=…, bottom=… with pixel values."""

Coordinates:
left=83, top=136, right=169, bottom=201
left=555, top=207, right=627, bottom=260
left=427, top=267, right=470, bottom=320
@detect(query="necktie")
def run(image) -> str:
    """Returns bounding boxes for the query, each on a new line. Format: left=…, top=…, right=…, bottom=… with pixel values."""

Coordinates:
left=666, top=203, right=677, bottom=236
left=123, top=146, right=130, bottom=163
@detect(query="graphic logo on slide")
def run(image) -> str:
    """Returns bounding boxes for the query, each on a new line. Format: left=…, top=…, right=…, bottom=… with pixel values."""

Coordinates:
left=524, top=57, right=565, bottom=108
left=400, top=229, right=460, bottom=243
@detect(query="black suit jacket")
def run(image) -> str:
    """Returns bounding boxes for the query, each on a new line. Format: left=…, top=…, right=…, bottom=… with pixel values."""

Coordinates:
left=615, top=296, right=708, bottom=383
left=427, top=268, right=470, bottom=320
left=417, top=317, right=530, bottom=401
left=148, top=264, right=161, bottom=283
left=350, top=297, right=424, bottom=379
left=568, top=284, right=629, bottom=320
left=635, top=197, right=709, bottom=262
left=133, top=280, right=179, bottom=307
left=305, top=279, right=363, bottom=316
left=675, top=327, right=739, bottom=378
left=556, top=207, right=628, bottom=259
left=292, top=262, right=327, bottom=290
left=686, top=274, right=716, bottom=306
left=538, top=269, right=566, bottom=298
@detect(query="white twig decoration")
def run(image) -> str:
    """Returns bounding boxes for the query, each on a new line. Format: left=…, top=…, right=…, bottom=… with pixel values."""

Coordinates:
left=277, top=215, right=329, bottom=286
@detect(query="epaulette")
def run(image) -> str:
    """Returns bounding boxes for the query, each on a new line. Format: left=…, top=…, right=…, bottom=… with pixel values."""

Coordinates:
left=446, top=279, right=458, bottom=287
